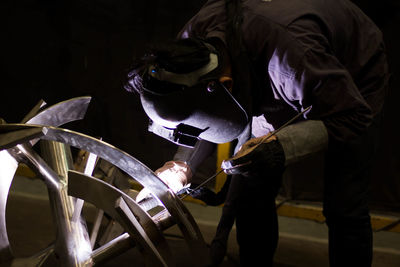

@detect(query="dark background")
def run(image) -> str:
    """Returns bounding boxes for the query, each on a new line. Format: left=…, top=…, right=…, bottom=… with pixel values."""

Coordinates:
left=0, top=0, right=399, bottom=212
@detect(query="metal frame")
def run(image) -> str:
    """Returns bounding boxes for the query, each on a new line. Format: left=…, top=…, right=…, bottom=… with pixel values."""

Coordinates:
left=0, top=97, right=208, bottom=266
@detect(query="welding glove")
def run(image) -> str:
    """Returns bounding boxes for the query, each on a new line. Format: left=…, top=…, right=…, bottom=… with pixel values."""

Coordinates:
left=221, top=134, right=285, bottom=177
left=136, top=161, right=192, bottom=202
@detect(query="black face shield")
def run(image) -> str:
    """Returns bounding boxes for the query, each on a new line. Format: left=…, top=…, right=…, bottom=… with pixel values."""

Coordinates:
left=137, top=45, right=249, bottom=147
left=141, top=80, right=248, bottom=147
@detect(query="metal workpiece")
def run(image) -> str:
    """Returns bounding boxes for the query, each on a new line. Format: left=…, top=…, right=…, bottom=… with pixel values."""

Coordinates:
left=68, top=170, right=174, bottom=266
left=0, top=97, right=209, bottom=266
left=0, top=97, right=94, bottom=266
left=115, top=197, right=169, bottom=267
left=0, top=150, right=18, bottom=263
left=13, top=144, right=93, bottom=266
left=24, top=96, right=91, bottom=127
left=19, top=99, right=47, bottom=124
left=90, top=233, right=132, bottom=264
left=40, top=140, right=74, bottom=182
left=40, top=126, right=208, bottom=265
left=0, top=96, right=91, bottom=151
left=0, top=126, right=46, bottom=150
left=29, top=124, right=205, bottom=251
left=40, top=139, right=91, bottom=265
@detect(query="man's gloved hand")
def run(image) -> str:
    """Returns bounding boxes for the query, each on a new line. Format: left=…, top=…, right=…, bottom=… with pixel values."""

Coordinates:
left=136, top=161, right=192, bottom=202
left=221, top=134, right=285, bottom=176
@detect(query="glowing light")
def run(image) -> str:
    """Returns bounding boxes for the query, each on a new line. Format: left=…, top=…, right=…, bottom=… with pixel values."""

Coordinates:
left=136, top=161, right=190, bottom=202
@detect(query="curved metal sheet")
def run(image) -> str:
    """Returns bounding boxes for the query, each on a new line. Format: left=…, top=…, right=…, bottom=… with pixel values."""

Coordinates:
left=25, top=96, right=91, bottom=127
left=0, top=124, right=207, bottom=264
left=0, top=97, right=91, bottom=149
left=68, top=170, right=174, bottom=266
left=44, top=125, right=209, bottom=264
left=0, top=126, right=47, bottom=263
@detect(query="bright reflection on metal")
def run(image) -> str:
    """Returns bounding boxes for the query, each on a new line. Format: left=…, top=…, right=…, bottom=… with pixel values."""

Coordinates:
left=68, top=170, right=176, bottom=266
left=0, top=150, right=18, bottom=262
left=16, top=144, right=60, bottom=190
left=84, top=152, right=97, bottom=176
left=72, top=150, right=98, bottom=223
left=0, top=95, right=209, bottom=266
left=91, top=233, right=131, bottom=264
left=14, top=143, right=93, bottom=265
left=71, top=220, right=93, bottom=266
left=40, top=138, right=93, bottom=266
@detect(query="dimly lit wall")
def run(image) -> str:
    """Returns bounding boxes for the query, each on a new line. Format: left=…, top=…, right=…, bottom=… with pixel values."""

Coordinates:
left=352, top=0, right=400, bottom=211
left=1, top=0, right=399, bottom=210
left=1, top=0, right=206, bottom=170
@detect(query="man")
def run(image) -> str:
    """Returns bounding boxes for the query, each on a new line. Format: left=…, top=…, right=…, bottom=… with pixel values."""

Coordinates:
left=125, top=0, right=389, bottom=266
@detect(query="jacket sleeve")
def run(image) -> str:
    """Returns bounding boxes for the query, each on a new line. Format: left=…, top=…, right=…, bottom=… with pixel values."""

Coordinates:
left=173, top=140, right=216, bottom=174
left=268, top=32, right=372, bottom=142
left=275, top=119, right=328, bottom=165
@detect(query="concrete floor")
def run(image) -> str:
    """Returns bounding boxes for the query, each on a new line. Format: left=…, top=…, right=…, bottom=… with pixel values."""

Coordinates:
left=4, top=175, right=400, bottom=266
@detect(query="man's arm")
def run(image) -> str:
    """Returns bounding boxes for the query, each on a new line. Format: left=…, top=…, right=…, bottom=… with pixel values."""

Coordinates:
left=223, top=22, right=374, bottom=174
left=173, top=140, right=216, bottom=175
left=275, top=120, right=328, bottom=166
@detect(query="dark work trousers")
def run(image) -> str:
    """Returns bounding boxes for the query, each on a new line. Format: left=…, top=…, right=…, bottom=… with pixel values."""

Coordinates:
left=235, top=173, right=282, bottom=267
left=323, top=113, right=382, bottom=267
left=210, top=172, right=282, bottom=267
left=210, top=114, right=382, bottom=267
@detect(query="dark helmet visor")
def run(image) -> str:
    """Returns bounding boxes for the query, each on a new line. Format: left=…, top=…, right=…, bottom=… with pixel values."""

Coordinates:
left=140, top=79, right=248, bottom=146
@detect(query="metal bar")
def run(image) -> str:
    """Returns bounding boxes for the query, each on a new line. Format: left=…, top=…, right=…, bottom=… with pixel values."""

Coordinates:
left=71, top=199, right=85, bottom=223
left=68, top=171, right=174, bottom=265
left=20, top=99, right=47, bottom=124
left=40, top=140, right=74, bottom=182
left=1, top=124, right=208, bottom=265
left=91, top=233, right=132, bottom=265
left=90, top=210, right=105, bottom=248
left=0, top=97, right=93, bottom=265
left=72, top=151, right=98, bottom=223
left=90, top=166, right=115, bottom=249
left=40, top=140, right=75, bottom=218
left=0, top=127, right=45, bottom=150
left=14, top=144, right=92, bottom=266
left=115, top=197, right=168, bottom=267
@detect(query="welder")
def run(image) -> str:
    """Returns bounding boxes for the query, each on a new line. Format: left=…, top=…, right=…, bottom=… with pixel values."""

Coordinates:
left=124, top=0, right=389, bottom=266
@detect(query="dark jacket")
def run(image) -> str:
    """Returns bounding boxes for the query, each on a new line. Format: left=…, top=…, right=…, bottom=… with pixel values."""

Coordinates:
left=179, top=0, right=389, bottom=142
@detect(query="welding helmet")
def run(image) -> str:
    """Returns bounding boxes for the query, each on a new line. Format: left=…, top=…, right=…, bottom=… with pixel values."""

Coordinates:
left=137, top=41, right=249, bottom=147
